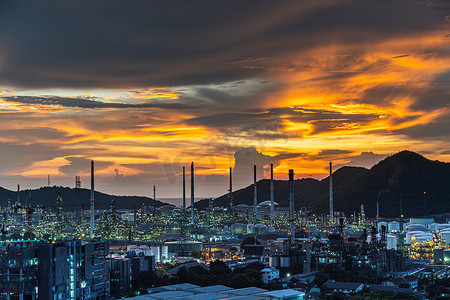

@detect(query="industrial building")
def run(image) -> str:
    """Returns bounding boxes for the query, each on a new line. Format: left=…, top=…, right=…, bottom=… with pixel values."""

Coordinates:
left=0, top=239, right=110, bottom=299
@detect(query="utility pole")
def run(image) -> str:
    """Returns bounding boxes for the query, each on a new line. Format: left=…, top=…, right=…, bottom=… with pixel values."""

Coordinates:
left=191, top=162, right=194, bottom=224
left=270, top=163, right=274, bottom=222
left=253, top=165, right=257, bottom=220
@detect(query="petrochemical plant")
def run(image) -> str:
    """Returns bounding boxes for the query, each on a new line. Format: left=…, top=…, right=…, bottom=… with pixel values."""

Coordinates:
left=0, top=161, right=449, bottom=299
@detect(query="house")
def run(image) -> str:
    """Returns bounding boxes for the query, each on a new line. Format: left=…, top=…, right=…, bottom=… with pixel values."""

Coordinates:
left=291, top=271, right=318, bottom=284
left=382, top=277, right=405, bottom=287
left=258, top=289, right=305, bottom=299
left=261, top=267, right=280, bottom=284
left=322, top=280, right=364, bottom=294
left=367, top=284, right=423, bottom=298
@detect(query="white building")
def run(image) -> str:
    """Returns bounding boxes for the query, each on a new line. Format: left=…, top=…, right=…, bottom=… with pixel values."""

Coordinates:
left=261, top=267, right=280, bottom=284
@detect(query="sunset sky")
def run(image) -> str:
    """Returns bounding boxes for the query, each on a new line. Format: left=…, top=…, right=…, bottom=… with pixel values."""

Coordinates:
left=0, top=1, right=449, bottom=198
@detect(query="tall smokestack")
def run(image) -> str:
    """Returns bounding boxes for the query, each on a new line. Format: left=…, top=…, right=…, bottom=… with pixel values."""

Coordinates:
left=17, top=184, right=20, bottom=204
left=153, top=185, right=156, bottom=216
left=183, top=166, right=186, bottom=213
left=270, top=163, right=274, bottom=221
left=191, top=162, right=194, bottom=224
left=289, top=169, right=295, bottom=243
left=329, top=162, right=334, bottom=225
left=229, top=167, right=233, bottom=211
left=90, top=160, right=95, bottom=238
left=253, top=165, right=257, bottom=219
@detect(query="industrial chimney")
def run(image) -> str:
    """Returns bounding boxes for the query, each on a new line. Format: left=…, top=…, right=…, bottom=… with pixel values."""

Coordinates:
left=329, top=162, right=334, bottom=225
left=229, top=167, right=233, bottom=211
left=183, top=166, right=186, bottom=213
left=270, top=163, right=274, bottom=221
left=253, top=165, right=257, bottom=219
left=90, top=160, right=95, bottom=238
left=191, top=162, right=194, bottom=224
left=289, top=169, right=295, bottom=243
left=17, top=184, right=20, bottom=205
left=153, top=185, right=156, bottom=216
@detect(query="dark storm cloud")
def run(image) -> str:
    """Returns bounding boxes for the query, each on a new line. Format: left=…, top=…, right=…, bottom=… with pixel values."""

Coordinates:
left=0, top=128, right=71, bottom=143
left=0, top=0, right=447, bottom=88
left=361, top=73, right=450, bottom=111
left=0, top=142, right=64, bottom=174
left=1, top=96, right=195, bottom=110
left=186, top=110, right=287, bottom=139
left=187, top=107, right=381, bottom=138
left=395, top=113, right=450, bottom=139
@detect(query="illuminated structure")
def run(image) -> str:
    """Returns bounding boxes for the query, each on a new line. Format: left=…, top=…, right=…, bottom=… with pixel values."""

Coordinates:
left=90, top=160, right=95, bottom=238
left=191, top=162, right=195, bottom=225
left=358, top=204, right=367, bottom=230
left=409, top=233, right=450, bottom=262
left=56, top=193, right=63, bottom=223
left=253, top=165, right=258, bottom=219
left=270, top=163, right=274, bottom=221
left=329, top=162, right=334, bottom=225
left=288, top=169, right=295, bottom=243
left=229, top=167, right=233, bottom=211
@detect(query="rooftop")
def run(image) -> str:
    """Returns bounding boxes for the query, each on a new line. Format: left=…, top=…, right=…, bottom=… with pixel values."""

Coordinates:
left=323, top=280, right=364, bottom=291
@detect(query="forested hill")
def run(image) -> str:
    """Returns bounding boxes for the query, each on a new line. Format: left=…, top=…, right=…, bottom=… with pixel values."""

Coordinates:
left=196, top=151, right=450, bottom=218
left=0, top=186, right=168, bottom=210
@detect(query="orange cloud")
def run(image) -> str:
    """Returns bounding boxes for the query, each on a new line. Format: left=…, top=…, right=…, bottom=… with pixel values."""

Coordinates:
left=107, top=88, right=181, bottom=100
left=0, top=89, right=16, bottom=95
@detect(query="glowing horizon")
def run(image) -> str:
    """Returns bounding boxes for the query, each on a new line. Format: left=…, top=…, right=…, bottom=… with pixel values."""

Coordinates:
left=0, top=1, right=448, bottom=197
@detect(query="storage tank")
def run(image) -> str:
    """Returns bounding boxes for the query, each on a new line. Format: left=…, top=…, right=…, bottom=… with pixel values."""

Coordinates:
left=410, top=218, right=435, bottom=226
left=406, top=224, right=430, bottom=233
left=378, top=222, right=388, bottom=232
left=440, top=230, right=450, bottom=243
left=388, top=221, right=400, bottom=233
left=161, top=245, right=169, bottom=262
left=280, top=256, right=291, bottom=268
left=444, top=250, right=450, bottom=264
left=386, top=234, right=397, bottom=250
left=436, top=224, right=450, bottom=232
left=269, top=256, right=280, bottom=268
left=150, top=246, right=161, bottom=262
left=412, top=233, right=433, bottom=244
left=403, top=222, right=412, bottom=229
left=255, top=224, right=268, bottom=234
left=406, top=231, right=428, bottom=244
left=429, top=223, right=439, bottom=232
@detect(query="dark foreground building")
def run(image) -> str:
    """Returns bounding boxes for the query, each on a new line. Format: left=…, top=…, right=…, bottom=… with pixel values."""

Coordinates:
left=0, top=239, right=110, bottom=299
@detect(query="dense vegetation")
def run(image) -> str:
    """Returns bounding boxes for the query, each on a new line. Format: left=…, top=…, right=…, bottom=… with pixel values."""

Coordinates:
left=312, top=265, right=380, bottom=287
left=0, top=185, right=165, bottom=210
left=132, top=260, right=279, bottom=294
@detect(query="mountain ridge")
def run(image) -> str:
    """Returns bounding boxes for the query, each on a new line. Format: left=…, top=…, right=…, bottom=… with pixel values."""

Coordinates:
left=0, top=186, right=168, bottom=211
left=196, top=150, right=450, bottom=218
